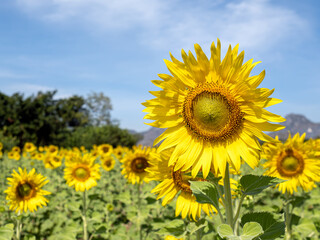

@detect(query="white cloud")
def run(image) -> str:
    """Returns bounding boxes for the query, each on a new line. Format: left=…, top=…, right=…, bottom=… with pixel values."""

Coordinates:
left=14, top=0, right=308, bottom=53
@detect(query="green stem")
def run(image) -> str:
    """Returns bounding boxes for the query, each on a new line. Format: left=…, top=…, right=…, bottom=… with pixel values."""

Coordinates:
left=212, top=181, right=226, bottom=223
left=285, top=193, right=292, bottom=240
left=15, top=213, right=21, bottom=240
left=223, top=163, right=234, bottom=229
left=82, top=190, right=88, bottom=240
left=137, top=183, right=142, bottom=240
left=232, top=194, right=245, bottom=229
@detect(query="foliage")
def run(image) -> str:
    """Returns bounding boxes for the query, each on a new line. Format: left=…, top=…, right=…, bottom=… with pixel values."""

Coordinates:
left=0, top=91, right=139, bottom=149
left=85, top=92, right=113, bottom=126
left=62, top=125, right=140, bottom=149
left=0, top=91, right=89, bottom=147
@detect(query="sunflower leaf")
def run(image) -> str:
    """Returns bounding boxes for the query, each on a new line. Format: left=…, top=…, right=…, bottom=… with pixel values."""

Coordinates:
left=241, top=212, right=285, bottom=239
left=158, top=219, right=185, bottom=237
left=0, top=224, right=14, bottom=240
left=240, top=175, right=284, bottom=195
left=195, top=171, right=222, bottom=184
left=217, top=224, right=238, bottom=239
left=189, top=181, right=219, bottom=209
left=241, top=222, right=264, bottom=240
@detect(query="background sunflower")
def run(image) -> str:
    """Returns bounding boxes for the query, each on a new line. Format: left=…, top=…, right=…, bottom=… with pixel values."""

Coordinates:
left=5, top=168, right=50, bottom=213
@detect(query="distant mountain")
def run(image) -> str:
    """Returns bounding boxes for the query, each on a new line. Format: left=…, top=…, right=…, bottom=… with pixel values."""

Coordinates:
left=137, top=127, right=165, bottom=146
left=136, top=113, right=320, bottom=146
left=269, top=113, right=320, bottom=140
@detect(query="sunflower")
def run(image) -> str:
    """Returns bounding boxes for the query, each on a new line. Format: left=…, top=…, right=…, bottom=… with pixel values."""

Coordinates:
left=262, top=133, right=320, bottom=194
left=23, top=142, right=36, bottom=153
left=120, top=145, right=155, bottom=184
left=4, top=168, right=50, bottom=213
left=8, top=151, right=21, bottom=161
left=98, top=144, right=113, bottom=156
left=46, top=145, right=59, bottom=155
left=43, top=154, right=62, bottom=169
left=147, top=149, right=216, bottom=220
left=165, top=236, right=184, bottom=240
left=142, top=40, right=285, bottom=177
left=64, top=153, right=101, bottom=192
left=101, top=154, right=116, bottom=171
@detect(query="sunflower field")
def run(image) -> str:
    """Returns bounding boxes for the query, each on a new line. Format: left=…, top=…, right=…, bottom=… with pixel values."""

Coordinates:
left=1, top=40, right=320, bottom=240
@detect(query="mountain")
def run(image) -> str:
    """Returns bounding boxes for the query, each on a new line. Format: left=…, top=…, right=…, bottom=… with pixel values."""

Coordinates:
left=136, top=113, right=320, bottom=146
left=137, top=127, right=165, bottom=146
left=269, top=113, right=320, bottom=140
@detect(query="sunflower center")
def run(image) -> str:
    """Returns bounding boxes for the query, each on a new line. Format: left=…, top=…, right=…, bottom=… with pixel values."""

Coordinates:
left=183, top=83, right=244, bottom=141
left=172, top=170, right=192, bottom=193
left=131, top=157, right=149, bottom=173
left=17, top=182, right=34, bottom=199
left=74, top=167, right=90, bottom=180
left=102, top=147, right=109, bottom=153
left=105, top=160, right=112, bottom=167
left=277, top=148, right=304, bottom=177
left=193, top=92, right=230, bottom=132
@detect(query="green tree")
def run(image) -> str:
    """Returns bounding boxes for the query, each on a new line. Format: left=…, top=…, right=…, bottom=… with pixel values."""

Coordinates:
left=85, top=92, right=112, bottom=126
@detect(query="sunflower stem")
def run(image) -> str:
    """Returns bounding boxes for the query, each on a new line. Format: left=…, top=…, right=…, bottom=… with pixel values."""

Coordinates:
left=137, top=183, right=143, bottom=240
left=232, top=194, right=245, bottom=229
left=82, top=190, right=88, bottom=240
left=15, top=212, right=22, bottom=240
left=223, top=163, right=234, bottom=230
left=285, top=193, right=293, bottom=240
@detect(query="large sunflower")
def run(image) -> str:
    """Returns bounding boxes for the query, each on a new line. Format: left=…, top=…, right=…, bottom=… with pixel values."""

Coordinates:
left=147, top=149, right=216, bottom=220
left=120, top=145, right=155, bottom=184
left=142, top=40, right=285, bottom=177
left=4, top=168, right=50, bottom=213
left=64, top=153, right=101, bottom=192
left=262, top=133, right=320, bottom=194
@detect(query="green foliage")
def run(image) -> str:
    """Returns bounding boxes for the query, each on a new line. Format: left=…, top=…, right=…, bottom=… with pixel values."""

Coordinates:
left=190, top=181, right=220, bottom=210
left=240, top=175, right=284, bottom=196
left=0, top=224, right=14, bottom=240
left=0, top=130, right=19, bottom=151
left=62, top=125, right=139, bottom=148
left=241, top=212, right=285, bottom=239
left=85, top=92, right=112, bottom=126
left=0, top=91, right=139, bottom=148
left=158, top=219, right=185, bottom=237
left=0, top=91, right=89, bottom=147
left=218, top=222, right=263, bottom=240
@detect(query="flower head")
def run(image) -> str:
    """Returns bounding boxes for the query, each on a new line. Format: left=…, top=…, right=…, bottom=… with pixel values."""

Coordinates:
left=5, top=168, right=50, bottom=213
left=143, top=40, right=285, bottom=177
left=64, top=153, right=101, bottom=192
left=263, top=133, right=320, bottom=194
left=101, top=154, right=116, bottom=171
left=120, top=145, right=155, bottom=184
left=147, top=149, right=216, bottom=220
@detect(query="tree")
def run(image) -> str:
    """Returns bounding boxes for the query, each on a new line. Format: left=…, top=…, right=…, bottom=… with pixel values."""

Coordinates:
left=85, top=92, right=112, bottom=126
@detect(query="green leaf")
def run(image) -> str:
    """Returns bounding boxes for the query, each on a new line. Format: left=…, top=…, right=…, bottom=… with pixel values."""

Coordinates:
left=190, top=181, right=219, bottom=209
left=195, top=171, right=222, bottom=184
left=217, top=224, right=238, bottom=239
left=289, top=195, right=310, bottom=209
left=290, top=214, right=301, bottom=226
left=240, top=175, right=283, bottom=195
left=0, top=224, right=14, bottom=240
left=241, top=212, right=285, bottom=239
left=241, top=222, right=264, bottom=240
left=158, top=219, right=185, bottom=237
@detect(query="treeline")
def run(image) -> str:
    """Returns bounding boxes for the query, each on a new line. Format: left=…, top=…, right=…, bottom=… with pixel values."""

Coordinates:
left=0, top=91, right=141, bottom=150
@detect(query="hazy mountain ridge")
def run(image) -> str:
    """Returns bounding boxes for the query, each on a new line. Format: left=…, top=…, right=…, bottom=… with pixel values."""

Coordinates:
left=136, top=113, right=320, bottom=146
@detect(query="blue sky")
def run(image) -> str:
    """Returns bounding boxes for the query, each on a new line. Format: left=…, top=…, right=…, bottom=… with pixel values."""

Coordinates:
left=1, top=0, right=319, bottom=132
